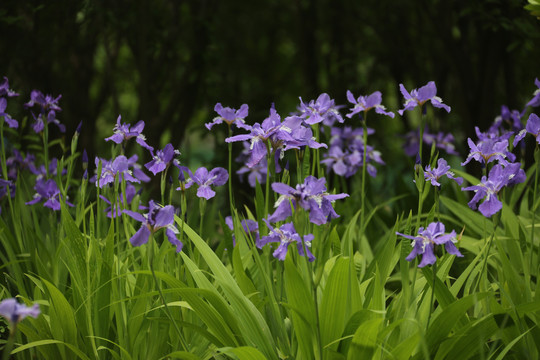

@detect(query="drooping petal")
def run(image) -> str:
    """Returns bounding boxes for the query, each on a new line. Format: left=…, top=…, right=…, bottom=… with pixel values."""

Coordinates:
left=130, top=225, right=151, bottom=247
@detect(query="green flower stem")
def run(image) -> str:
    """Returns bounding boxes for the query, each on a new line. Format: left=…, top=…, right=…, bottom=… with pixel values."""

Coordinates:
left=530, top=145, right=539, bottom=273
left=359, top=111, right=369, bottom=247
left=2, top=323, right=17, bottom=360
left=148, top=232, right=188, bottom=351
left=43, top=122, right=50, bottom=178
left=227, top=125, right=236, bottom=217
left=426, top=261, right=437, bottom=330
left=414, top=108, right=426, bottom=233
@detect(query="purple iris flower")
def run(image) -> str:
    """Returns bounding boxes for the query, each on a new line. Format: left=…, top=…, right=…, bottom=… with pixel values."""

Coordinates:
left=225, top=216, right=260, bottom=246
left=398, top=81, right=451, bottom=115
left=526, top=78, right=540, bottom=108
left=0, top=97, right=18, bottom=128
left=26, top=178, right=72, bottom=210
left=95, top=156, right=141, bottom=188
left=179, top=166, right=228, bottom=200
left=226, top=106, right=302, bottom=168
left=24, top=90, right=65, bottom=133
left=206, top=103, right=251, bottom=130
left=424, top=158, right=463, bottom=187
left=6, top=149, right=36, bottom=181
left=259, top=219, right=315, bottom=262
left=0, top=298, right=40, bottom=325
left=396, top=222, right=463, bottom=268
left=346, top=90, right=395, bottom=119
left=99, top=184, right=143, bottom=218
left=145, top=143, right=181, bottom=176
left=461, top=138, right=512, bottom=167
left=283, top=123, right=327, bottom=152
left=126, top=155, right=151, bottom=182
left=492, top=105, right=524, bottom=135
left=513, top=113, right=540, bottom=146
left=0, top=77, right=19, bottom=98
left=298, top=93, right=344, bottom=126
left=462, top=163, right=525, bottom=217
left=28, top=157, right=66, bottom=181
left=267, top=176, right=348, bottom=225
left=105, top=115, right=153, bottom=151
left=124, top=200, right=183, bottom=252
left=321, top=126, right=383, bottom=178
left=146, top=145, right=181, bottom=174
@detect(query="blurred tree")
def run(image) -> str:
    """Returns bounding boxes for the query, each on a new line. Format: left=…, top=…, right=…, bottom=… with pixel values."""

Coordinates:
left=1, top=0, right=538, bottom=162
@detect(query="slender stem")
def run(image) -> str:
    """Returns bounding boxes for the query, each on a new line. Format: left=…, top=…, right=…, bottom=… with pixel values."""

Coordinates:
left=227, top=125, right=236, bottom=216
left=359, top=111, right=369, bottom=247
left=530, top=145, right=539, bottom=272
left=2, top=323, right=16, bottom=360
left=426, top=261, right=437, bottom=330
left=148, top=233, right=188, bottom=351
left=42, top=120, right=50, bottom=178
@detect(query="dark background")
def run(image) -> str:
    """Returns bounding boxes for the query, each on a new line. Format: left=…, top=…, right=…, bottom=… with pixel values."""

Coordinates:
left=1, top=0, right=539, bottom=163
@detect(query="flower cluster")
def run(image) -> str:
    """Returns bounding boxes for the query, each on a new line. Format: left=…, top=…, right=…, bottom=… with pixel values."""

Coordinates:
left=462, top=163, right=525, bottom=217
left=25, top=178, right=72, bottom=211
left=298, top=93, right=344, bottom=126
left=24, top=89, right=65, bottom=133
left=396, top=222, right=463, bottom=267
left=321, top=126, right=384, bottom=177
left=402, top=127, right=459, bottom=157
left=268, top=176, right=348, bottom=225
left=0, top=77, right=19, bottom=129
left=226, top=105, right=325, bottom=169
left=259, top=220, right=315, bottom=262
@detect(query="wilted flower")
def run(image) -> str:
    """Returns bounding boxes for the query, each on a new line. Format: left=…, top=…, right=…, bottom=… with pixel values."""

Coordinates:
left=268, top=176, right=348, bottom=225
left=206, top=103, right=251, bottom=130
left=259, top=220, right=315, bottom=261
left=0, top=298, right=40, bottom=325
left=346, top=90, right=395, bottom=119
left=396, top=222, right=463, bottom=268
left=424, top=158, right=463, bottom=187
left=298, top=93, right=344, bottom=126
left=179, top=166, right=228, bottom=200
left=145, top=143, right=181, bottom=175
left=124, top=200, right=183, bottom=252
left=462, top=163, right=525, bottom=217
left=398, top=81, right=451, bottom=115
left=105, top=115, right=153, bottom=151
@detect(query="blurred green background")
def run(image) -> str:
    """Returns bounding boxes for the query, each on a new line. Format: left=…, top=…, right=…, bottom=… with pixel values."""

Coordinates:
left=1, top=0, right=539, bottom=164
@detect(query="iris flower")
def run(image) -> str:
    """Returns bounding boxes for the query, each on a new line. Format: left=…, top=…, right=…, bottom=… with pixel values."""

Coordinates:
left=398, top=81, right=451, bottom=115
left=124, top=200, right=183, bottom=252
left=396, top=222, right=463, bottom=267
